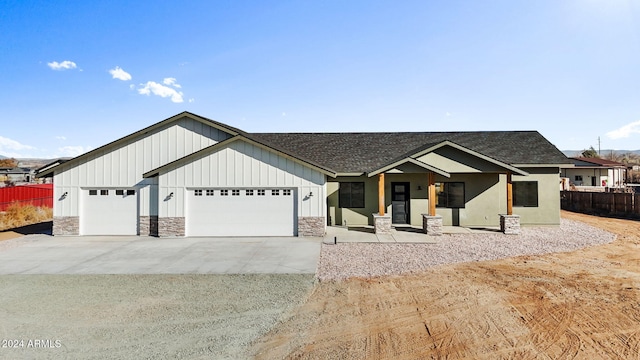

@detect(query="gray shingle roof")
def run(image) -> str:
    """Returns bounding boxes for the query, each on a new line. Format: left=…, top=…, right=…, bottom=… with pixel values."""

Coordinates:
left=251, top=131, right=570, bottom=173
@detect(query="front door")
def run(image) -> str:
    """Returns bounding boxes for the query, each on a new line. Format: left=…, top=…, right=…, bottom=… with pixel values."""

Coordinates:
left=391, top=182, right=410, bottom=224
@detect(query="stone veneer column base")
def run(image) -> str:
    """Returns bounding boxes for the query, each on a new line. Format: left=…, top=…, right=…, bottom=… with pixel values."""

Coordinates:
left=298, top=216, right=326, bottom=237
left=53, top=216, right=79, bottom=235
left=500, top=214, right=521, bottom=235
left=158, top=217, right=185, bottom=237
left=139, top=216, right=159, bottom=236
left=373, top=213, right=392, bottom=235
left=422, top=214, right=443, bottom=236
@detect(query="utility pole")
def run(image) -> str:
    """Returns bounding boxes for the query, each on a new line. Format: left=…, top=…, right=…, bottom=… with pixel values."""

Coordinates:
left=598, top=136, right=601, bottom=156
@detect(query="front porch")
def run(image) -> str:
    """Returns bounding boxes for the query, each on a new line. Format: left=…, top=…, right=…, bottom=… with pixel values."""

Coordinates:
left=324, top=224, right=502, bottom=244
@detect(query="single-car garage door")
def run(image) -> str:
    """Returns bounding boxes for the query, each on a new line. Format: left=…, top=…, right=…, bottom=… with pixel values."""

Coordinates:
left=186, top=188, right=295, bottom=236
left=81, top=189, right=138, bottom=235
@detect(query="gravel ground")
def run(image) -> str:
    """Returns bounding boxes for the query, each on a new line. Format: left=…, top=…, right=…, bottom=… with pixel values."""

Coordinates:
left=317, top=218, right=617, bottom=281
left=0, top=274, right=314, bottom=360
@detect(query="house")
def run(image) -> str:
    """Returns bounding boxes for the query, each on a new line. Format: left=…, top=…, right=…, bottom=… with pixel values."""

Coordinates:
left=0, top=167, right=35, bottom=186
left=561, top=157, right=626, bottom=190
left=36, top=112, right=571, bottom=237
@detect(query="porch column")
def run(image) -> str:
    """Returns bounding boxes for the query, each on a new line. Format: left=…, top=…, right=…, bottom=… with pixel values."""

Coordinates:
left=428, top=172, right=436, bottom=216
left=500, top=171, right=520, bottom=235
left=422, top=172, right=442, bottom=235
left=373, top=173, right=391, bottom=234
left=506, top=172, right=513, bottom=215
left=378, top=173, right=385, bottom=216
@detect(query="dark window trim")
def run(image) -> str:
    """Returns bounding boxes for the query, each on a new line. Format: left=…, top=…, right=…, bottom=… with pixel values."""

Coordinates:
left=339, top=182, right=365, bottom=208
left=435, top=182, right=465, bottom=209
left=513, top=181, right=539, bottom=207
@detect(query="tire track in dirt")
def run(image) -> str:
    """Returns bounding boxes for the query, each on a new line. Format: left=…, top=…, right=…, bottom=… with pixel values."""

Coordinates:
left=252, top=211, right=640, bottom=359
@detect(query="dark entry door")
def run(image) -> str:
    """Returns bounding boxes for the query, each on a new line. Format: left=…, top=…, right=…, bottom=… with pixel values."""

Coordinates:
left=391, top=182, right=410, bottom=224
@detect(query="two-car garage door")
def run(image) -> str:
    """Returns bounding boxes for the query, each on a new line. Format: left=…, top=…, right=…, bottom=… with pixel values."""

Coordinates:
left=186, top=188, right=295, bottom=237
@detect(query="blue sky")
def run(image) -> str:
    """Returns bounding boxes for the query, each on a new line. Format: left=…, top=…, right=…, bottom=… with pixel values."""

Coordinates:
left=2, top=0, right=640, bottom=158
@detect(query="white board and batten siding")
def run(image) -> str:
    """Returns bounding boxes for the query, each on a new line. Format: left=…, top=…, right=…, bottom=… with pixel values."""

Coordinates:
left=53, top=116, right=233, bottom=235
left=158, top=140, right=326, bottom=236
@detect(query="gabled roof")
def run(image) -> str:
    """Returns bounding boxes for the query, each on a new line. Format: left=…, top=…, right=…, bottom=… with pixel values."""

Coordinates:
left=143, top=135, right=338, bottom=178
left=37, top=111, right=571, bottom=178
left=252, top=131, right=570, bottom=174
left=36, top=112, right=243, bottom=177
left=570, top=157, right=626, bottom=167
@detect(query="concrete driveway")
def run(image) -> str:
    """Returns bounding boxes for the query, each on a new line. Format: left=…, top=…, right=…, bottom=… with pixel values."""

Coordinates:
left=0, top=235, right=321, bottom=274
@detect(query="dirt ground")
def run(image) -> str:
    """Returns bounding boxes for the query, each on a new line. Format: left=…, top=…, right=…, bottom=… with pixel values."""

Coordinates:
left=252, top=211, right=640, bottom=359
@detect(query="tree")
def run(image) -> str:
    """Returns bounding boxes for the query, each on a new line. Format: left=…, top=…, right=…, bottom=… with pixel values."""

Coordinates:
left=581, top=147, right=599, bottom=158
left=0, top=158, right=18, bottom=167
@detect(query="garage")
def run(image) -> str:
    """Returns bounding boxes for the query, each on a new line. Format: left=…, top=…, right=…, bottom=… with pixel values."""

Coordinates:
left=186, top=188, right=295, bottom=236
left=80, top=189, right=138, bottom=235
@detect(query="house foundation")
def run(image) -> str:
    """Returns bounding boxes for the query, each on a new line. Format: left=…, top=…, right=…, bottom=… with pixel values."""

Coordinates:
left=500, top=214, right=520, bottom=235
left=139, top=216, right=159, bottom=236
left=158, top=217, right=185, bottom=237
left=422, top=214, right=443, bottom=236
left=298, top=216, right=326, bottom=237
left=373, top=213, right=392, bottom=234
left=53, top=216, right=79, bottom=235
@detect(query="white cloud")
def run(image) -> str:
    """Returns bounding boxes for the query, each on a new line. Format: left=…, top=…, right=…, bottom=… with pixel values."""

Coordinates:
left=47, top=60, right=77, bottom=71
left=163, top=77, right=181, bottom=88
left=188, top=98, right=195, bottom=103
left=0, top=136, right=35, bottom=151
left=606, top=120, right=640, bottom=139
left=0, top=136, right=37, bottom=158
left=109, top=66, right=132, bottom=81
left=57, top=146, right=92, bottom=157
left=137, top=81, right=184, bottom=103
left=55, top=136, right=67, bottom=141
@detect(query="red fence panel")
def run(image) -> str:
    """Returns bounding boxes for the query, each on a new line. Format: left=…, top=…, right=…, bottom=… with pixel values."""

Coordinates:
left=0, top=184, right=53, bottom=211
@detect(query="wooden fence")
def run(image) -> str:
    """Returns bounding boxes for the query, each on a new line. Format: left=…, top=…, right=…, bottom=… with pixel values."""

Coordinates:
left=561, top=191, right=640, bottom=218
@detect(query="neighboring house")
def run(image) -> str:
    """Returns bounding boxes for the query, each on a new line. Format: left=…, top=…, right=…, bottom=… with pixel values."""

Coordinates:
left=561, top=157, right=626, bottom=189
left=0, top=167, right=35, bottom=185
left=36, top=112, right=571, bottom=237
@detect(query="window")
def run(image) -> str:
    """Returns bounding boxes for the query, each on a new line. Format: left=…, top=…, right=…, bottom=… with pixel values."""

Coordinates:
left=116, top=190, right=124, bottom=195
left=435, top=182, right=465, bottom=208
left=100, top=190, right=109, bottom=196
left=232, top=189, right=240, bottom=196
left=194, top=190, right=203, bottom=196
left=283, top=189, right=292, bottom=196
left=257, top=189, right=265, bottom=196
left=339, top=182, right=365, bottom=208
left=205, top=189, right=214, bottom=196
left=575, top=175, right=583, bottom=181
left=220, top=190, right=229, bottom=196
left=89, top=190, right=97, bottom=196
left=246, top=190, right=254, bottom=196
left=513, top=181, right=538, bottom=207
left=126, top=190, right=135, bottom=196
left=272, top=189, right=280, bottom=196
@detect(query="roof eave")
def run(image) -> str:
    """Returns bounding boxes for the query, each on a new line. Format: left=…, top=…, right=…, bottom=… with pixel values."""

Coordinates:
left=367, top=158, right=451, bottom=178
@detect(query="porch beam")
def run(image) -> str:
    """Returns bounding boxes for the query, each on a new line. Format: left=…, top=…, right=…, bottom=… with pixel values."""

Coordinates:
left=506, top=172, right=513, bottom=215
left=428, top=172, right=436, bottom=216
left=378, top=173, right=385, bottom=215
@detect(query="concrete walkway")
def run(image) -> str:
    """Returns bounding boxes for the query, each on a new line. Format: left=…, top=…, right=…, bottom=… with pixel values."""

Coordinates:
left=324, top=225, right=502, bottom=243
left=0, top=235, right=321, bottom=275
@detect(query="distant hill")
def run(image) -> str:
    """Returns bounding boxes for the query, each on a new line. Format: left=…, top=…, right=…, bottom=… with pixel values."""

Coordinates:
left=562, top=150, right=640, bottom=158
left=0, top=155, right=6, bottom=160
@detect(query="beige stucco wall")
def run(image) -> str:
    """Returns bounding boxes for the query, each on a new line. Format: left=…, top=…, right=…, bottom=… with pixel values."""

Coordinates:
left=511, top=168, right=561, bottom=226
left=328, top=167, right=561, bottom=228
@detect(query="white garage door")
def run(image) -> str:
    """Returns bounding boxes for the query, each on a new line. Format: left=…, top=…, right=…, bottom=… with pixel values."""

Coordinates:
left=81, top=189, right=137, bottom=235
left=186, top=188, right=295, bottom=236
